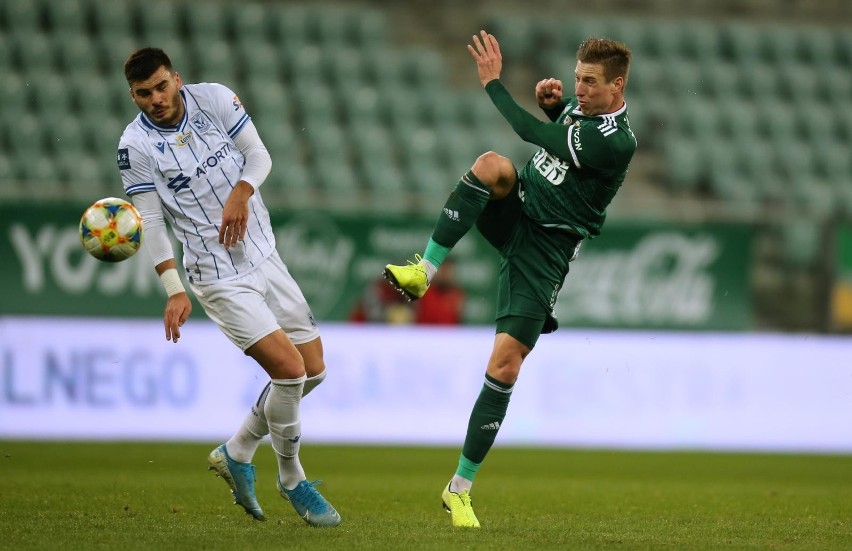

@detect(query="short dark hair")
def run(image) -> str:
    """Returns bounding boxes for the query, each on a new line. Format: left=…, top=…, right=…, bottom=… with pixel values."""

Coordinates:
left=576, top=38, right=632, bottom=84
left=124, top=47, right=173, bottom=84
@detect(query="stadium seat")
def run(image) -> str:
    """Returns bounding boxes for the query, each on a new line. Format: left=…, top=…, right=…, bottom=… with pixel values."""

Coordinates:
left=1, top=0, right=42, bottom=33
left=326, top=48, right=366, bottom=87
left=781, top=220, right=821, bottom=267
left=184, top=2, right=227, bottom=43
left=737, top=61, right=781, bottom=101
left=10, top=31, right=56, bottom=76
left=719, top=22, right=763, bottom=64
left=353, top=10, right=388, bottom=51
left=190, top=39, right=238, bottom=86
left=640, top=20, right=685, bottom=63
left=135, top=1, right=184, bottom=44
left=757, top=99, right=797, bottom=144
left=244, top=78, right=291, bottom=122
left=360, top=157, right=406, bottom=194
left=664, top=59, right=704, bottom=99
left=487, top=16, right=536, bottom=60
left=705, top=141, right=762, bottom=205
left=798, top=27, right=837, bottom=68
left=814, top=143, right=852, bottom=189
left=304, top=124, right=349, bottom=165
left=229, top=3, right=272, bottom=45
left=680, top=21, right=723, bottom=65
left=257, top=123, right=303, bottom=164
left=89, top=0, right=134, bottom=41
left=776, top=63, right=819, bottom=104
left=701, top=61, right=743, bottom=101
left=718, top=101, right=760, bottom=139
left=343, top=84, right=383, bottom=126
left=238, top=42, right=284, bottom=84
left=45, top=0, right=87, bottom=37
left=273, top=161, right=313, bottom=196
left=55, top=33, right=100, bottom=75
left=286, top=44, right=325, bottom=82
left=671, top=97, right=720, bottom=140
left=662, top=138, right=704, bottom=191
left=760, top=26, right=799, bottom=65
left=834, top=30, right=852, bottom=66
left=313, top=159, right=360, bottom=194
left=0, top=72, right=29, bottom=125
left=50, top=116, right=86, bottom=161
left=30, top=72, right=74, bottom=121
left=272, top=5, right=315, bottom=48
left=292, top=79, right=338, bottom=124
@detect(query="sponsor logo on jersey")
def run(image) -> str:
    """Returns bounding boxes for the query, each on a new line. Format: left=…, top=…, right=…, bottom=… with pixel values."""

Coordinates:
left=116, top=148, right=131, bottom=170
left=194, top=143, right=233, bottom=178
left=572, top=125, right=583, bottom=151
left=176, top=130, right=193, bottom=147
left=167, top=172, right=191, bottom=193
left=232, top=95, right=243, bottom=111
left=155, top=141, right=165, bottom=153
left=190, top=112, right=211, bottom=133
left=531, top=148, right=569, bottom=185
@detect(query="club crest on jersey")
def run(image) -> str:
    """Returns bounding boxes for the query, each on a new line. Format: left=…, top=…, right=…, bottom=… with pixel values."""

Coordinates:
left=563, top=116, right=573, bottom=125
left=190, top=113, right=211, bottom=133
left=176, top=130, right=193, bottom=147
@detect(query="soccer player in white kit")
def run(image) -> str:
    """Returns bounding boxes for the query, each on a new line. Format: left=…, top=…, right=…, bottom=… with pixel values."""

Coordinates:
left=117, top=48, right=340, bottom=527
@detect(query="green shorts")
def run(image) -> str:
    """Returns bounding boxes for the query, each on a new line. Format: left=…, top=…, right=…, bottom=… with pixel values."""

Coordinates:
left=476, top=178, right=582, bottom=349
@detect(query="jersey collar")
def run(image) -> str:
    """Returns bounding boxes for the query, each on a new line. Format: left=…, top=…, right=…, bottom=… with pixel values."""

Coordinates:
left=571, top=99, right=628, bottom=118
left=139, top=89, right=188, bottom=133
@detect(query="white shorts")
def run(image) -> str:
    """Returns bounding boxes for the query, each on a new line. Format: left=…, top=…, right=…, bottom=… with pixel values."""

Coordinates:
left=189, top=251, right=319, bottom=351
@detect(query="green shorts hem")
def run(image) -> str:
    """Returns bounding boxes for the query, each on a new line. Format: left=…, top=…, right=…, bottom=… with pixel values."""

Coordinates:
left=496, top=315, right=546, bottom=349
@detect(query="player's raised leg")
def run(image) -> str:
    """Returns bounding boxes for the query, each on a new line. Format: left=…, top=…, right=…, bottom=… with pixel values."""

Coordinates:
left=384, top=152, right=516, bottom=300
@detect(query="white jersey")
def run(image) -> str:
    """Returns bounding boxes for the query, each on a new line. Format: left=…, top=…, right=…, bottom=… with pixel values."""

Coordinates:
left=118, top=82, right=275, bottom=284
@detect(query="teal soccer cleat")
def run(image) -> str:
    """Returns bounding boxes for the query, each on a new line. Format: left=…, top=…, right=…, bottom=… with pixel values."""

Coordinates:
left=278, top=478, right=342, bottom=527
left=207, top=444, right=265, bottom=521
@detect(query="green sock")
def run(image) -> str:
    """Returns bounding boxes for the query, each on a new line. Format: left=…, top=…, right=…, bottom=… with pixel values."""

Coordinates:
left=459, top=373, right=513, bottom=476
left=423, top=171, right=491, bottom=269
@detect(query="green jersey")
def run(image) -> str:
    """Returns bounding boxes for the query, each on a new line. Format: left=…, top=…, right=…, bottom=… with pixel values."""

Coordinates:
left=485, top=81, right=637, bottom=238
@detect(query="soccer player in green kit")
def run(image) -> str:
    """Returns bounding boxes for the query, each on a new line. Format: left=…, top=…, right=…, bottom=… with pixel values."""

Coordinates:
left=385, top=31, right=636, bottom=527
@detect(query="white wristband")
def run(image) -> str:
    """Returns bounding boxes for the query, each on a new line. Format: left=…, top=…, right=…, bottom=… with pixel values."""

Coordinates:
left=159, top=268, right=185, bottom=297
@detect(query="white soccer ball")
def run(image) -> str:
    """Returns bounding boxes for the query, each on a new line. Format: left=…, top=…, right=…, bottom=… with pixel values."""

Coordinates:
left=79, top=197, right=143, bottom=262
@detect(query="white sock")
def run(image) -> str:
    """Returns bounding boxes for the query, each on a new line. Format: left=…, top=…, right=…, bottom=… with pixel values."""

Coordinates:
left=225, top=383, right=272, bottom=463
left=450, top=475, right=473, bottom=494
left=302, top=369, right=327, bottom=398
left=265, top=376, right=307, bottom=490
left=225, top=370, right=327, bottom=462
left=420, top=258, right=438, bottom=283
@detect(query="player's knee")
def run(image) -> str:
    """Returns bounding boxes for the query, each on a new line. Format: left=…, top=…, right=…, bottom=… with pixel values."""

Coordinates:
left=471, top=151, right=515, bottom=199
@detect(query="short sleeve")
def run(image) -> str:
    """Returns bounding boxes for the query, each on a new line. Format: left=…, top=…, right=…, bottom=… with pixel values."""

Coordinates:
left=206, top=83, right=251, bottom=140
left=118, top=141, right=155, bottom=196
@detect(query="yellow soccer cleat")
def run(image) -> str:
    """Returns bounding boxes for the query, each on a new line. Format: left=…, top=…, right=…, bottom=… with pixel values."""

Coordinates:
left=441, top=483, right=480, bottom=528
left=384, top=254, right=430, bottom=301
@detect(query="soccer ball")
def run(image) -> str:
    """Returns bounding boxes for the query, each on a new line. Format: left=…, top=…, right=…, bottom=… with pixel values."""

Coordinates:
left=79, top=197, right=143, bottom=262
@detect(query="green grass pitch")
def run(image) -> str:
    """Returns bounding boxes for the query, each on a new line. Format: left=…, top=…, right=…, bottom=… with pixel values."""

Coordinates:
left=0, top=441, right=850, bottom=550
